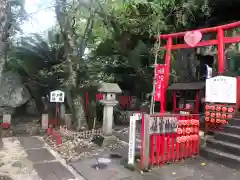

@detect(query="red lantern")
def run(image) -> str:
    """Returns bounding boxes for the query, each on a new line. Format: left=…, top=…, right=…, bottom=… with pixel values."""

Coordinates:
left=190, top=127, right=194, bottom=133
left=176, top=137, right=182, bottom=143
left=191, top=135, right=195, bottom=141
left=211, top=106, right=216, bottom=111
left=216, top=106, right=221, bottom=111
left=221, top=120, right=227, bottom=124
left=186, top=128, right=191, bottom=134
left=176, top=128, right=183, bottom=134
left=194, top=127, right=199, bottom=133
left=182, top=136, right=187, bottom=142
left=182, top=128, right=186, bottom=134
left=227, top=114, right=233, bottom=119
left=222, top=114, right=227, bottom=118
left=178, top=120, right=184, bottom=126
left=216, top=119, right=221, bottom=123
left=195, top=120, right=199, bottom=126
left=216, top=113, right=221, bottom=118
left=222, top=107, right=227, bottom=112
left=205, top=112, right=210, bottom=116
left=210, top=118, right=215, bottom=123
left=205, top=117, right=210, bottom=122
left=183, top=120, right=187, bottom=126
left=191, top=119, right=195, bottom=125
left=194, top=135, right=199, bottom=140
left=228, top=107, right=234, bottom=113
left=205, top=105, right=210, bottom=110
left=211, top=113, right=215, bottom=117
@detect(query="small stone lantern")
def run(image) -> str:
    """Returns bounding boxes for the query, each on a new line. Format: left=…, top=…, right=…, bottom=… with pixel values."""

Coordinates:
left=98, top=82, right=122, bottom=136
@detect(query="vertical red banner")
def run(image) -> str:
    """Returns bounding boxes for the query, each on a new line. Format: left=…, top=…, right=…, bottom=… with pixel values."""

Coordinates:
left=154, top=64, right=166, bottom=102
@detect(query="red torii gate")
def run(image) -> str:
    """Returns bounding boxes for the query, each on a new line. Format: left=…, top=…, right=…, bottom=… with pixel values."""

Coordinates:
left=158, top=21, right=240, bottom=111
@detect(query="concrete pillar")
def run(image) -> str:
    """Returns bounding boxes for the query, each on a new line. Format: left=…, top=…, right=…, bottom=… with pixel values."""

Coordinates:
left=3, top=114, right=11, bottom=124
left=142, top=114, right=150, bottom=170
left=60, top=104, right=65, bottom=120
left=64, top=114, right=72, bottom=129
left=41, top=114, right=48, bottom=129
left=3, top=114, right=11, bottom=128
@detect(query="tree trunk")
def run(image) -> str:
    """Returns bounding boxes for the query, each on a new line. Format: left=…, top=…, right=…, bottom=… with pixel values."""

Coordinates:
left=0, top=0, right=10, bottom=147
left=55, top=0, right=88, bottom=129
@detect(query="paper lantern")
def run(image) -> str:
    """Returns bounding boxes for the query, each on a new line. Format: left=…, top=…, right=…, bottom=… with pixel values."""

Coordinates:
left=211, top=106, right=216, bottom=111
left=227, top=114, right=233, bottom=119
left=186, top=128, right=191, bottom=134
left=178, top=120, right=184, bottom=126
left=191, top=119, right=195, bottom=125
left=228, top=107, right=234, bottom=113
left=194, top=135, right=199, bottom=140
left=205, top=112, right=210, bottom=116
left=216, top=113, right=221, bottom=118
left=194, top=127, right=199, bottom=133
left=183, top=120, right=188, bottom=126
left=216, top=106, right=221, bottom=111
left=195, top=120, right=200, bottom=126
left=176, top=137, right=181, bottom=143
left=176, top=128, right=183, bottom=134
left=205, top=105, right=210, bottom=110
left=216, top=119, right=221, bottom=123
left=182, top=128, right=186, bottom=134
left=210, top=118, right=215, bottom=123
left=211, top=113, right=215, bottom=117
left=182, top=136, right=187, bottom=142
left=222, top=107, right=227, bottom=112
left=205, top=117, right=210, bottom=122
left=222, top=114, right=227, bottom=119
left=221, top=120, right=227, bottom=124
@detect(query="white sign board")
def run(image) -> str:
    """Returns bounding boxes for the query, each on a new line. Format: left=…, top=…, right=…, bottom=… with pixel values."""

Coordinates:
left=50, top=90, right=65, bottom=103
left=128, top=115, right=137, bottom=165
left=3, top=114, right=11, bottom=124
left=205, top=76, right=236, bottom=103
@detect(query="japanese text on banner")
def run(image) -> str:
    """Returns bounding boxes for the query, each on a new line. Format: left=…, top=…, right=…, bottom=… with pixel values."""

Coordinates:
left=154, top=64, right=166, bottom=102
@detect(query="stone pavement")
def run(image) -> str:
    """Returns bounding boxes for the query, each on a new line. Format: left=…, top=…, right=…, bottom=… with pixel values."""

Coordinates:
left=3, top=136, right=240, bottom=180
left=16, top=136, right=84, bottom=180
left=70, top=149, right=240, bottom=180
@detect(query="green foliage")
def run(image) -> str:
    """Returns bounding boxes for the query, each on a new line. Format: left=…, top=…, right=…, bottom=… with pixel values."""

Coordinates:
left=7, top=0, right=240, bottom=97
left=7, top=32, right=66, bottom=93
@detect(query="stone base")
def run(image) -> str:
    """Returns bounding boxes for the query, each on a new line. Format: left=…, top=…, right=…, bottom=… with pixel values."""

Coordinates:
left=92, top=135, right=118, bottom=147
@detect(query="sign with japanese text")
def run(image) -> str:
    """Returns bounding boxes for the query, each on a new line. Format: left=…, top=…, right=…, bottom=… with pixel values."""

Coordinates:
left=149, top=115, right=178, bottom=134
left=50, top=90, right=65, bottom=103
left=154, top=64, right=166, bottom=102
left=205, top=76, right=236, bottom=103
left=128, top=115, right=137, bottom=165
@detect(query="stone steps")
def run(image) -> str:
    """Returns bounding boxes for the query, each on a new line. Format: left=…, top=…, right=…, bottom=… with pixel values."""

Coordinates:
left=207, top=138, right=240, bottom=156
left=201, top=147, right=240, bottom=169
left=201, top=117, right=240, bottom=168
left=223, top=125, right=240, bottom=136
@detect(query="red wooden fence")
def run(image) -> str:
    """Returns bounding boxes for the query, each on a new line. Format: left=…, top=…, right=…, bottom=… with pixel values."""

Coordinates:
left=140, top=113, right=200, bottom=169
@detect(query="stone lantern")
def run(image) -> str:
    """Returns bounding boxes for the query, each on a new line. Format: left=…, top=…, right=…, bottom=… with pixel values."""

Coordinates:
left=98, top=82, right=122, bottom=136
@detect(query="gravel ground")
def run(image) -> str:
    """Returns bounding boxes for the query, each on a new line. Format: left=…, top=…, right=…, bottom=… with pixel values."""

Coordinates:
left=43, top=128, right=128, bottom=163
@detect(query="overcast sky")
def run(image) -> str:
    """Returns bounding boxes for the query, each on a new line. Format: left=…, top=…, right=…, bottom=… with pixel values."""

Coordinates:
left=21, top=0, right=56, bottom=34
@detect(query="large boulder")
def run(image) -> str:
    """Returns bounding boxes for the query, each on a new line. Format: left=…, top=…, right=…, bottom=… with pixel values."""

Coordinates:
left=0, top=71, right=30, bottom=111
left=26, top=99, right=39, bottom=115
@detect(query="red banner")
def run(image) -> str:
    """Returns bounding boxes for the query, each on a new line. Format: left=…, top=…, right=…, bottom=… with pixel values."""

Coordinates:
left=154, top=64, right=166, bottom=102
